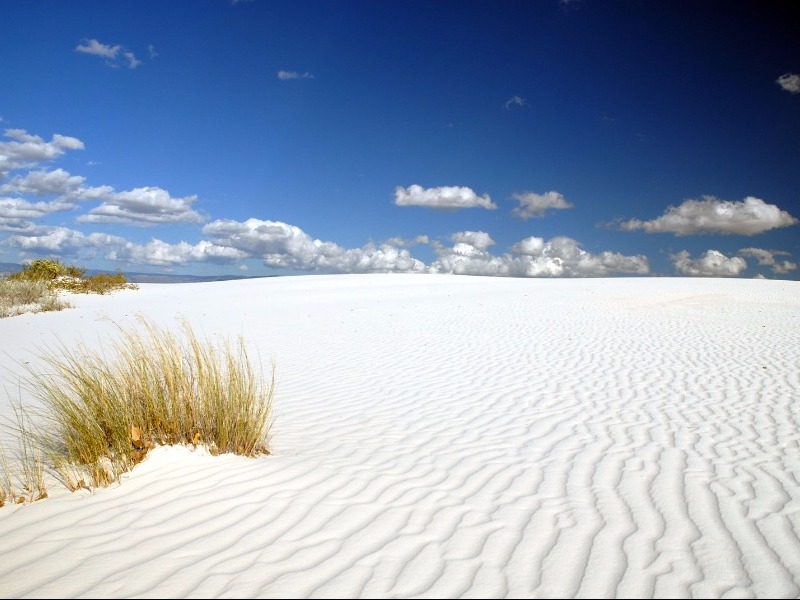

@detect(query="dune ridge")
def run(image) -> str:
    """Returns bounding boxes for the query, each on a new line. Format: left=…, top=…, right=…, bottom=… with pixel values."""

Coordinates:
left=0, top=274, right=798, bottom=598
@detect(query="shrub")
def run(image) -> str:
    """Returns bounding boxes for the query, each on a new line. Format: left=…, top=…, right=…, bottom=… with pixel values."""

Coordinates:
left=0, top=259, right=136, bottom=318
left=0, top=279, right=71, bottom=318
left=55, top=271, right=136, bottom=295
left=12, top=316, right=274, bottom=491
left=7, top=258, right=84, bottom=282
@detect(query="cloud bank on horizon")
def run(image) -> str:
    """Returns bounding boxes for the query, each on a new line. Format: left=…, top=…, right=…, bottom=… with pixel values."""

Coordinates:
left=0, top=1, right=798, bottom=279
left=1, top=125, right=796, bottom=279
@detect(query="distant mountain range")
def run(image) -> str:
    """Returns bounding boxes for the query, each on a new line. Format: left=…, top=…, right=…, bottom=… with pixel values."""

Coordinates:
left=0, top=262, right=277, bottom=284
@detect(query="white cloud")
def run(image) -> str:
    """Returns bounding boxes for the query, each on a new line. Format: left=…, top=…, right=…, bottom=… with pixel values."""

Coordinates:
left=430, top=233, right=649, bottom=277
left=511, top=191, right=573, bottom=220
left=75, top=39, right=121, bottom=59
left=1, top=168, right=84, bottom=196
left=3, top=226, right=124, bottom=255
left=384, top=234, right=431, bottom=247
left=394, top=184, right=497, bottom=210
left=0, top=196, right=74, bottom=221
left=277, top=70, right=314, bottom=80
left=75, top=39, right=140, bottom=69
left=2, top=225, right=247, bottom=267
left=672, top=250, right=747, bottom=277
left=148, top=45, right=158, bottom=59
left=203, top=218, right=427, bottom=273
left=738, top=247, right=797, bottom=274
left=77, top=186, right=205, bottom=226
left=0, top=129, right=84, bottom=177
left=504, top=95, right=526, bottom=110
left=123, top=51, right=142, bottom=69
left=619, top=196, right=798, bottom=236
left=0, top=217, right=39, bottom=234
left=777, top=73, right=800, bottom=94
left=109, top=239, right=248, bottom=266
left=1, top=168, right=123, bottom=203
left=2, top=202, right=649, bottom=278
left=511, top=236, right=649, bottom=277
left=431, top=240, right=510, bottom=276
left=450, top=231, right=495, bottom=251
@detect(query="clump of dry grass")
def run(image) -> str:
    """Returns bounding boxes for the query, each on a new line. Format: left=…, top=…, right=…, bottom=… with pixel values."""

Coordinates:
left=0, top=279, right=71, bottom=318
left=4, top=316, right=274, bottom=495
left=0, top=402, right=48, bottom=506
left=55, top=271, right=135, bottom=294
left=6, top=258, right=85, bottom=282
left=0, top=259, right=137, bottom=319
left=0, top=443, right=16, bottom=507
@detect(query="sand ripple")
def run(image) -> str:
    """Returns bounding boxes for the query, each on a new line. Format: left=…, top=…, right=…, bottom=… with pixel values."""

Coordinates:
left=0, top=275, right=798, bottom=598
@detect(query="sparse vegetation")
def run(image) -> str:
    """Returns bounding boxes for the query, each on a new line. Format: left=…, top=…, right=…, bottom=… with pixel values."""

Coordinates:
left=1, top=317, right=274, bottom=499
left=0, top=259, right=138, bottom=318
left=0, top=279, right=70, bottom=318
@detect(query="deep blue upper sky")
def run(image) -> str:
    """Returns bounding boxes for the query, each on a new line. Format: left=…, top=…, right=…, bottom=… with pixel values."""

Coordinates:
left=1, top=0, right=798, bottom=279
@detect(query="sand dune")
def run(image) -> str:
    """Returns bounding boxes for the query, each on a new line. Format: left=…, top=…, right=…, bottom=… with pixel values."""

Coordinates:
left=0, top=274, right=798, bottom=599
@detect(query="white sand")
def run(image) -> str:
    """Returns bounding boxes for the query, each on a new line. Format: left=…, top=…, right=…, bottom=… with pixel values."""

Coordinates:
left=0, top=274, right=798, bottom=599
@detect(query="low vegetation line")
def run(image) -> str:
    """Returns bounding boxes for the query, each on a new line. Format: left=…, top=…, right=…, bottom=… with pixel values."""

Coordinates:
left=0, top=258, right=138, bottom=318
left=1, top=315, right=275, bottom=506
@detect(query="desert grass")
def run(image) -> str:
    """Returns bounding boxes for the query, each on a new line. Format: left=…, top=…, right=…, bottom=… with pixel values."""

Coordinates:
left=3, top=316, right=274, bottom=496
left=0, top=443, right=15, bottom=507
left=0, top=279, right=71, bottom=318
left=0, top=258, right=137, bottom=319
left=0, top=402, right=48, bottom=505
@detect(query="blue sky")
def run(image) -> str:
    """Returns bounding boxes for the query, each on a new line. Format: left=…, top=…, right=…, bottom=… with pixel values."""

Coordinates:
left=1, top=0, right=798, bottom=279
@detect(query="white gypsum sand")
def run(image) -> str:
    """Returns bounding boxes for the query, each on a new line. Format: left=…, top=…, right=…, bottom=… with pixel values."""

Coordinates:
left=0, top=274, right=798, bottom=599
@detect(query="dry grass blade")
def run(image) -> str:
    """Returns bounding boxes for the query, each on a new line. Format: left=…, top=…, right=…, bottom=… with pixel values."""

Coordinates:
left=14, top=315, right=274, bottom=490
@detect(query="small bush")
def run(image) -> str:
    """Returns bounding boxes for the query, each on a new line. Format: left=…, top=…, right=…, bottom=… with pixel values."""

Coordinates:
left=7, top=259, right=83, bottom=282
left=0, top=279, right=71, bottom=318
left=13, top=316, right=274, bottom=491
left=0, top=259, right=136, bottom=318
left=55, top=271, right=136, bottom=295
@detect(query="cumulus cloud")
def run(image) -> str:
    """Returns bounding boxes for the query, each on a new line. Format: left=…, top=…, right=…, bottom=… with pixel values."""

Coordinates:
left=277, top=70, right=314, bottom=80
left=0, top=217, right=38, bottom=234
left=619, top=196, right=798, bottom=236
left=450, top=231, right=495, bottom=251
left=430, top=232, right=649, bottom=277
left=75, top=39, right=120, bottom=59
left=203, top=218, right=427, bottom=273
left=0, top=129, right=84, bottom=177
left=109, top=239, right=248, bottom=266
left=777, top=73, right=800, bottom=94
left=738, top=247, right=797, bottom=274
left=0, top=197, right=73, bottom=222
left=77, top=186, right=205, bottom=226
left=511, top=191, right=573, bottom=220
left=511, top=236, right=649, bottom=277
left=3, top=226, right=124, bottom=255
left=504, top=95, right=526, bottom=109
left=1, top=168, right=84, bottom=196
left=430, top=237, right=510, bottom=276
left=0, top=167, right=112, bottom=201
left=1, top=223, right=246, bottom=267
left=383, top=234, right=431, bottom=248
left=672, top=250, right=747, bottom=277
left=394, top=185, right=497, bottom=210
left=75, top=38, right=140, bottom=69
